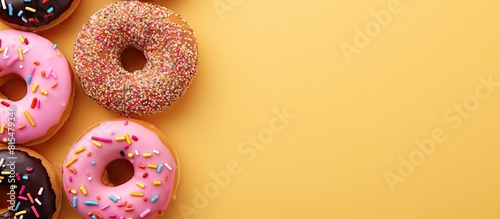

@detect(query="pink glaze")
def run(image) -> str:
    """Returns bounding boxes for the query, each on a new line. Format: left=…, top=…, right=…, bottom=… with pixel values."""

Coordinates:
left=62, top=120, right=178, bottom=219
left=0, top=30, right=72, bottom=145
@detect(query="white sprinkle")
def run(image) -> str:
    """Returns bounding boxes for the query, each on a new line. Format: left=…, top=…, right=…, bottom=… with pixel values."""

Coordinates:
left=0, top=158, right=4, bottom=167
left=21, top=16, right=27, bottom=23
left=134, top=150, right=139, bottom=156
left=116, top=196, right=121, bottom=200
left=164, top=162, right=173, bottom=171
left=152, top=149, right=160, bottom=155
left=34, top=198, right=42, bottom=205
left=19, top=215, right=23, bottom=219
left=38, top=187, right=44, bottom=195
left=19, top=65, right=23, bottom=69
left=3, top=47, right=9, bottom=58
left=1, top=0, right=6, bottom=10
left=23, top=48, right=29, bottom=54
left=88, top=177, right=92, bottom=181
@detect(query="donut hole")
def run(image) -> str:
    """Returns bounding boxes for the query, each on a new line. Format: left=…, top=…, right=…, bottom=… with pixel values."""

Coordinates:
left=120, top=47, right=147, bottom=72
left=0, top=74, right=27, bottom=101
left=102, top=159, right=134, bottom=187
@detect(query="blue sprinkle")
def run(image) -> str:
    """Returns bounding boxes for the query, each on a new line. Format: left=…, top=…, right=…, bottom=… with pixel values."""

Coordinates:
left=14, top=201, right=20, bottom=211
left=151, top=194, right=159, bottom=203
left=83, top=201, right=98, bottom=206
left=156, top=163, right=163, bottom=173
left=46, top=7, right=54, bottom=13
left=109, top=195, right=118, bottom=202
left=26, top=75, right=32, bottom=84
left=22, top=175, right=28, bottom=180
left=52, top=44, right=57, bottom=50
left=91, top=161, right=96, bottom=166
left=91, top=215, right=98, bottom=219
left=17, top=10, right=23, bottom=17
left=72, top=196, right=77, bottom=208
left=8, top=4, right=13, bottom=16
left=24, top=0, right=31, bottom=2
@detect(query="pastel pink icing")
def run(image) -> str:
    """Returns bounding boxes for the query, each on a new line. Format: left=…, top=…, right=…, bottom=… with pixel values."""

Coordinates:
left=62, top=120, right=178, bottom=219
left=0, top=29, right=72, bottom=145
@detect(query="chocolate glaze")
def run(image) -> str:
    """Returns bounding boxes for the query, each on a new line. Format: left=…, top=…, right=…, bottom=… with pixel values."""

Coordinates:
left=0, top=0, right=74, bottom=28
left=0, top=149, right=56, bottom=219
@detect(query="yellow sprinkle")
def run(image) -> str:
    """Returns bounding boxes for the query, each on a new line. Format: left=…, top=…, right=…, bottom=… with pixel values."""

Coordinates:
left=92, top=140, right=102, bottom=147
left=130, top=192, right=144, bottom=197
left=18, top=35, right=24, bottom=43
left=15, top=210, right=26, bottom=216
left=25, top=6, right=36, bottom=12
left=80, top=186, right=87, bottom=195
left=153, top=181, right=162, bottom=186
left=136, top=182, right=145, bottom=189
left=127, top=153, right=134, bottom=158
left=1, top=171, right=10, bottom=175
left=31, top=83, right=39, bottom=93
left=125, top=134, right=131, bottom=144
left=147, top=164, right=157, bottom=169
left=115, top=136, right=125, bottom=141
left=18, top=48, right=23, bottom=61
left=0, top=48, right=3, bottom=52
left=64, top=156, right=78, bottom=167
left=74, top=147, right=85, bottom=154
left=70, top=189, right=77, bottom=195
left=0, top=124, right=5, bottom=134
left=24, top=110, right=35, bottom=127
left=56, top=51, right=61, bottom=56
left=142, top=153, right=152, bottom=158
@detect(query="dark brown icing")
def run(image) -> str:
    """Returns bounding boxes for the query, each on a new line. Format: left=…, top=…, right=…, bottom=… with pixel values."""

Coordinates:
left=0, top=0, right=74, bottom=28
left=0, top=149, right=56, bottom=219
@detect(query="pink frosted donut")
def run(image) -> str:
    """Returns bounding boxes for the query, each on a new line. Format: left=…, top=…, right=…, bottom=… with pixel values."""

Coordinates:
left=0, top=29, right=74, bottom=146
left=62, top=119, right=179, bottom=219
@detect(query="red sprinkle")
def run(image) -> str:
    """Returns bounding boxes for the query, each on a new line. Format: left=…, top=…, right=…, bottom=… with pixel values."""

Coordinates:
left=0, top=67, right=3, bottom=72
left=131, top=135, right=138, bottom=141
left=44, top=13, right=53, bottom=18
left=24, top=38, right=29, bottom=45
left=31, top=98, right=37, bottom=109
left=142, top=173, right=148, bottom=178
left=1, top=101, right=10, bottom=107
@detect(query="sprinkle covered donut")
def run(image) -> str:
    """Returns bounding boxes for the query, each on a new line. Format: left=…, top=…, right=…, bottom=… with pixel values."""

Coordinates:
left=0, top=0, right=80, bottom=31
left=0, top=146, right=61, bottom=219
left=62, top=119, right=179, bottom=219
left=73, top=1, right=199, bottom=117
left=0, top=30, right=74, bottom=146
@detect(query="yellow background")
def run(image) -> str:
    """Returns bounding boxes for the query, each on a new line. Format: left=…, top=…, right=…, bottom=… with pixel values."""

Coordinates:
left=2, top=0, right=500, bottom=218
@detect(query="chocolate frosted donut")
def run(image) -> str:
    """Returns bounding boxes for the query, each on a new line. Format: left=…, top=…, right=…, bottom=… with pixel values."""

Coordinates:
left=0, top=147, right=60, bottom=219
left=0, top=0, right=80, bottom=31
left=73, top=1, right=199, bottom=117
